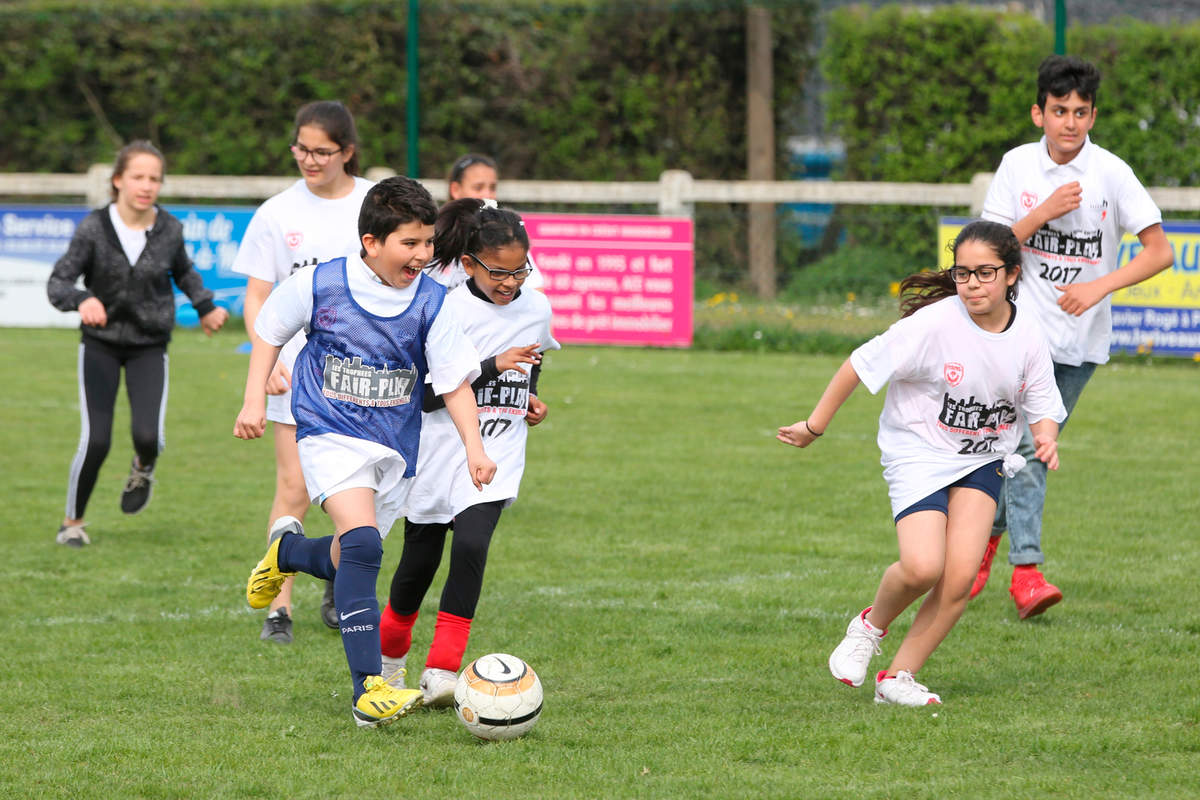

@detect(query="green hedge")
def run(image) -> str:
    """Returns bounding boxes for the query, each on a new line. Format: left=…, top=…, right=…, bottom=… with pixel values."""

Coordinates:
left=0, top=0, right=815, bottom=182
left=821, top=5, right=1200, bottom=265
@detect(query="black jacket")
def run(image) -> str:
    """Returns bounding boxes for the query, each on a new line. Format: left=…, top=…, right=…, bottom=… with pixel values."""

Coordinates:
left=47, top=205, right=217, bottom=347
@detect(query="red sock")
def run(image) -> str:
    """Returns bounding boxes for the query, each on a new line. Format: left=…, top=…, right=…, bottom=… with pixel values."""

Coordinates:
left=379, top=603, right=418, bottom=658
left=426, top=611, right=472, bottom=672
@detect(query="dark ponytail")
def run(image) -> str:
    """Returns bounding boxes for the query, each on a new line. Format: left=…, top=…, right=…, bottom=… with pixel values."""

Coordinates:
left=430, top=198, right=529, bottom=273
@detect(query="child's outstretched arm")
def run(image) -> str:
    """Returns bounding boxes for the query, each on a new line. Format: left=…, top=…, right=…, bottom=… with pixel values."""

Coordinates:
left=777, top=358, right=861, bottom=448
left=233, top=339, right=283, bottom=440
left=442, top=381, right=498, bottom=489
left=1028, top=418, right=1060, bottom=471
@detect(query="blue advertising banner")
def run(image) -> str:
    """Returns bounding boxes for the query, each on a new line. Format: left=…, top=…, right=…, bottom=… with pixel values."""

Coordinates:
left=0, top=203, right=256, bottom=328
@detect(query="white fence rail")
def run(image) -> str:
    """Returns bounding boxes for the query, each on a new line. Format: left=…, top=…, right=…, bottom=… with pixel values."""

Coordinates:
left=2, top=165, right=1197, bottom=217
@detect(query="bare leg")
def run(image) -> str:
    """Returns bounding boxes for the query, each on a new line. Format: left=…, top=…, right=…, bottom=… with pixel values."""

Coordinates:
left=887, top=488, right=995, bottom=676
left=864, top=510, right=947, bottom=631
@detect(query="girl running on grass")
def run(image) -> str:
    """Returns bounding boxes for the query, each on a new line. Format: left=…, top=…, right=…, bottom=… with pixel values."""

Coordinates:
left=777, top=220, right=1066, bottom=706
left=232, top=100, right=374, bottom=644
left=48, top=140, right=228, bottom=547
left=379, top=198, right=560, bottom=707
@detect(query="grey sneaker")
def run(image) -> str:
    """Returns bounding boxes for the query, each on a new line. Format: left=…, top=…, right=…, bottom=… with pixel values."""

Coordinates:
left=120, top=459, right=155, bottom=515
left=419, top=667, right=458, bottom=708
left=56, top=523, right=90, bottom=548
left=260, top=608, right=293, bottom=645
left=320, top=580, right=338, bottom=629
left=381, top=654, right=408, bottom=689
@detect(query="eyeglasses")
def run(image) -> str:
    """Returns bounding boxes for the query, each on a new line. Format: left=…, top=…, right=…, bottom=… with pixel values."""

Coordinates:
left=467, top=253, right=532, bottom=282
left=948, top=265, right=1008, bottom=284
left=290, top=143, right=343, bottom=165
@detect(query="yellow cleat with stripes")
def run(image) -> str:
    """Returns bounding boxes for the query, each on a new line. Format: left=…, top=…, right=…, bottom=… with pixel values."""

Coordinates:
left=353, top=675, right=424, bottom=728
left=246, top=517, right=300, bottom=609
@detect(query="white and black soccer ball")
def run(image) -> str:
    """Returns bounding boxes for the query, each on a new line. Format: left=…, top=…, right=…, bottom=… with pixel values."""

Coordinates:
left=454, top=653, right=543, bottom=741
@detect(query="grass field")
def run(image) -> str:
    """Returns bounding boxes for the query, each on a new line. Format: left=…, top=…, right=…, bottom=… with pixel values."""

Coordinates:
left=2, top=327, right=1198, bottom=799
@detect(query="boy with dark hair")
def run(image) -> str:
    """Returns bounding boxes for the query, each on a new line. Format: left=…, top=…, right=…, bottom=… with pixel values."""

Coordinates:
left=972, top=55, right=1173, bottom=618
left=235, top=176, right=496, bottom=727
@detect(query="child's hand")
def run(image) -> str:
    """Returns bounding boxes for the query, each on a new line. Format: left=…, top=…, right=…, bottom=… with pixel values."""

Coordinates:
left=776, top=420, right=821, bottom=448
left=468, top=452, right=497, bottom=490
left=1033, top=433, right=1059, bottom=471
left=233, top=405, right=266, bottom=440
left=265, top=360, right=292, bottom=395
left=200, top=307, right=229, bottom=336
left=1054, top=279, right=1107, bottom=317
left=526, top=395, right=548, bottom=426
left=496, top=344, right=541, bottom=374
left=1037, top=181, right=1082, bottom=222
left=78, top=297, right=107, bottom=327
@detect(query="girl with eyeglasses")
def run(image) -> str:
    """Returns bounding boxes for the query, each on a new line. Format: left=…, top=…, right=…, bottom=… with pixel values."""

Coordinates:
left=231, top=100, right=374, bottom=645
left=777, top=220, right=1066, bottom=707
left=430, top=153, right=545, bottom=291
left=378, top=198, right=560, bottom=708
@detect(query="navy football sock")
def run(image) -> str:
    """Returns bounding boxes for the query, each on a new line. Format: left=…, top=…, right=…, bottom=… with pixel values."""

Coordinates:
left=276, top=533, right=335, bottom=581
left=335, top=526, right=384, bottom=701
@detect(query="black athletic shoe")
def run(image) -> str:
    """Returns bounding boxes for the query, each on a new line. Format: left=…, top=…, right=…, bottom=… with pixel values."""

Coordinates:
left=260, top=608, right=293, bottom=645
left=120, top=459, right=155, bottom=515
left=320, top=580, right=339, bottom=629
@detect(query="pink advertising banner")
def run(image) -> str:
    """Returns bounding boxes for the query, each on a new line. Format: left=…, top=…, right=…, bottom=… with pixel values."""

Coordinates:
left=525, top=212, right=693, bottom=347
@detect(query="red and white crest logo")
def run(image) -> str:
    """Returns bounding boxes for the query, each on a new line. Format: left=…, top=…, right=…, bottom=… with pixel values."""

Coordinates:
left=285, top=231, right=304, bottom=249
left=944, top=362, right=964, bottom=387
left=1020, top=191, right=1037, bottom=211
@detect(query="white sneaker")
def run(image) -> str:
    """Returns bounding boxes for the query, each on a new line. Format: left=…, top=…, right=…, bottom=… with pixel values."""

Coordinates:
left=874, top=670, right=942, bottom=706
left=419, top=667, right=458, bottom=708
left=829, top=608, right=885, bottom=687
left=381, top=654, right=407, bottom=689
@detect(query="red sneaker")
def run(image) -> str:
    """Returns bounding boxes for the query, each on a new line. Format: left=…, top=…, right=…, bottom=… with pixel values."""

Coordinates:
left=1009, top=567, right=1063, bottom=619
left=970, top=535, right=1002, bottom=599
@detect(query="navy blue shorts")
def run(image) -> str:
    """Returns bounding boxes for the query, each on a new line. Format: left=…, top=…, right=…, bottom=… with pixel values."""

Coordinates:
left=894, top=460, right=1004, bottom=523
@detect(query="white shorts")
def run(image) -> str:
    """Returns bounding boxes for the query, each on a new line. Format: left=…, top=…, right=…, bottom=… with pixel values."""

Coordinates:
left=265, top=336, right=306, bottom=425
left=298, top=433, right=412, bottom=537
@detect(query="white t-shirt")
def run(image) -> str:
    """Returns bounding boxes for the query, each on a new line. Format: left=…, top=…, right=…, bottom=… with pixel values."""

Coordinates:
left=982, top=136, right=1162, bottom=366
left=850, top=297, right=1066, bottom=517
left=425, top=254, right=545, bottom=292
left=108, top=204, right=150, bottom=266
left=254, top=260, right=481, bottom=534
left=405, top=283, right=559, bottom=523
left=232, top=176, right=374, bottom=423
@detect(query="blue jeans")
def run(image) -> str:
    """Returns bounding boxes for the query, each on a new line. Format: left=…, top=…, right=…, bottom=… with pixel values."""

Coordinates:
left=993, top=361, right=1097, bottom=566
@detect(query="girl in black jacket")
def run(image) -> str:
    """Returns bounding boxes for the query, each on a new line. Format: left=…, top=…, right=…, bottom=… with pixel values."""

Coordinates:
left=47, top=140, right=228, bottom=546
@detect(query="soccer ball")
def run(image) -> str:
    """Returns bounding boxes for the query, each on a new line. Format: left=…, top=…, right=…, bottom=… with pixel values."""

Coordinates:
left=454, top=653, right=543, bottom=741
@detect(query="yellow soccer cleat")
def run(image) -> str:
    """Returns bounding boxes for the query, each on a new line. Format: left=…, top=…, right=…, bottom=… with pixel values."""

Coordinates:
left=245, top=517, right=300, bottom=609
left=353, top=675, right=423, bottom=728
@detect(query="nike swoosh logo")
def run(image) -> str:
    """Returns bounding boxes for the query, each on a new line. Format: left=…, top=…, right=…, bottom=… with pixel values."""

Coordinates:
left=493, top=656, right=512, bottom=675
left=339, top=608, right=370, bottom=621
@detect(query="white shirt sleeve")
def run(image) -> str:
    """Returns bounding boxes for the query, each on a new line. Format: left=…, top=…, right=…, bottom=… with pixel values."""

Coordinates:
left=1021, top=335, right=1068, bottom=425
left=850, top=312, right=928, bottom=395
left=253, top=267, right=314, bottom=346
left=424, top=301, right=482, bottom=395
left=231, top=208, right=285, bottom=283
left=981, top=155, right=1017, bottom=225
left=1113, top=162, right=1162, bottom=237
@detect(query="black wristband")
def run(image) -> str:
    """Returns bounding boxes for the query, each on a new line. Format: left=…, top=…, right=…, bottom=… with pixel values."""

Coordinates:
left=805, top=421, right=823, bottom=437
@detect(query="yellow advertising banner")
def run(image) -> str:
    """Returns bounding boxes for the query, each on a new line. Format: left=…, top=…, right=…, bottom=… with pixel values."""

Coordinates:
left=938, top=218, right=1200, bottom=358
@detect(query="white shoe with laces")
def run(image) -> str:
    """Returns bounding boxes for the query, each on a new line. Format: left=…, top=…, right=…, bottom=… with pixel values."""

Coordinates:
left=829, top=607, right=885, bottom=687
left=419, top=667, right=458, bottom=708
left=381, top=654, right=408, bottom=690
left=874, top=670, right=942, bottom=706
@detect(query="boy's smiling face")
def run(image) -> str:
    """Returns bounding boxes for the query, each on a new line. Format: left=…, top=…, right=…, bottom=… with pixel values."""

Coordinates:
left=1032, top=90, right=1096, bottom=164
left=361, top=221, right=435, bottom=289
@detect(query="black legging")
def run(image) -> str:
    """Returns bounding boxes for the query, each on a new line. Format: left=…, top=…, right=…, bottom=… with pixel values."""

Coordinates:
left=65, top=339, right=167, bottom=519
left=388, top=500, right=505, bottom=619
